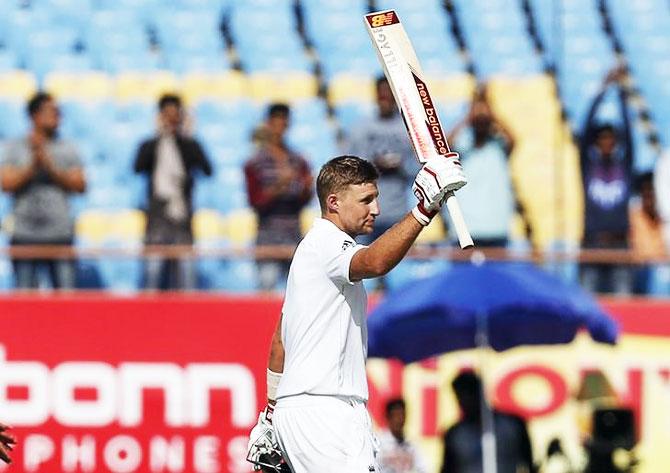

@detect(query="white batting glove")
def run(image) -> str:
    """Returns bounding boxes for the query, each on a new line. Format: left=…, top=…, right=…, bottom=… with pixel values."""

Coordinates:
left=411, top=153, right=467, bottom=226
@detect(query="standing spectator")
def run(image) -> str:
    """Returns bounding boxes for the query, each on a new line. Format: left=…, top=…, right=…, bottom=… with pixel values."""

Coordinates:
left=346, top=76, right=417, bottom=243
left=445, top=86, right=519, bottom=247
left=134, top=94, right=212, bottom=290
left=244, top=103, right=312, bottom=291
left=377, top=398, right=428, bottom=473
left=629, top=172, right=666, bottom=293
left=578, top=67, right=634, bottom=295
left=654, top=149, right=670, bottom=250
left=0, top=92, right=85, bottom=289
left=440, top=371, right=535, bottom=473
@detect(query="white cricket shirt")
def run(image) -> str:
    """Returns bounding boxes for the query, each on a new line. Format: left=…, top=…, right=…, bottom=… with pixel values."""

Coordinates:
left=276, top=218, right=369, bottom=401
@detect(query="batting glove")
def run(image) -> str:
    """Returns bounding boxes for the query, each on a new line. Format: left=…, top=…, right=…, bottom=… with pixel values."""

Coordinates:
left=412, top=153, right=467, bottom=226
left=247, top=405, right=290, bottom=472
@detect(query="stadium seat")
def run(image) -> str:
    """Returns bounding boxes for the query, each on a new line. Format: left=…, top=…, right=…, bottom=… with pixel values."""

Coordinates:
left=487, top=76, right=583, bottom=247
left=181, top=71, right=248, bottom=104
left=328, top=74, right=375, bottom=106
left=0, top=50, right=18, bottom=72
left=44, top=71, right=113, bottom=100
left=193, top=209, right=225, bottom=242
left=224, top=208, right=257, bottom=247
left=248, top=72, right=319, bottom=102
left=0, top=100, right=29, bottom=140
left=114, top=71, right=181, bottom=103
left=0, top=70, right=38, bottom=101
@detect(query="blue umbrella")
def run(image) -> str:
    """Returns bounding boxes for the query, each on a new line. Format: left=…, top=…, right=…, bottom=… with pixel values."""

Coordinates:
left=368, top=261, right=618, bottom=364
left=368, top=260, right=618, bottom=473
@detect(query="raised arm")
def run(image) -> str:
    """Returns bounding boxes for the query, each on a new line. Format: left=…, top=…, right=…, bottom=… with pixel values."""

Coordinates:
left=350, top=212, right=424, bottom=279
left=351, top=153, right=467, bottom=280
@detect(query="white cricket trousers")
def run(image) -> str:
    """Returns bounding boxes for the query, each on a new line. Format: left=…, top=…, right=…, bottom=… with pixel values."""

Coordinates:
left=274, top=394, right=380, bottom=473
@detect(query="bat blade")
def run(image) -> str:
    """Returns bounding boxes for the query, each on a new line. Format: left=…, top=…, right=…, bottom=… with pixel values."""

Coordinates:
left=364, top=9, right=474, bottom=249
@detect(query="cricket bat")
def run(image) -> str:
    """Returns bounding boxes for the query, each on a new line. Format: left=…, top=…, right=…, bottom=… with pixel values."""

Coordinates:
left=364, top=10, right=474, bottom=249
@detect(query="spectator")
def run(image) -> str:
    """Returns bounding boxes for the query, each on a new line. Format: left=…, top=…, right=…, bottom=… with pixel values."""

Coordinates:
left=440, top=371, right=535, bottom=473
left=445, top=85, right=520, bottom=247
left=244, top=103, right=312, bottom=290
left=0, top=92, right=85, bottom=289
left=654, top=149, right=670, bottom=250
left=346, top=76, right=417, bottom=243
left=629, top=172, right=665, bottom=293
left=377, top=398, right=428, bottom=473
left=578, top=67, right=634, bottom=295
left=134, top=94, right=212, bottom=290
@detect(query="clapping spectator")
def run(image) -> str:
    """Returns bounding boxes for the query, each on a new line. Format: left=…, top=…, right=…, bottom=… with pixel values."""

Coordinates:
left=445, top=86, right=521, bottom=247
left=0, top=92, right=85, bottom=289
left=578, top=67, right=634, bottom=295
left=244, top=103, right=312, bottom=290
left=134, top=94, right=212, bottom=290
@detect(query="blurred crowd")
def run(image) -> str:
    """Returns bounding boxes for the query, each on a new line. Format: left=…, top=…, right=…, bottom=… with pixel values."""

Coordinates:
left=375, top=370, right=636, bottom=473
left=1, top=66, right=669, bottom=294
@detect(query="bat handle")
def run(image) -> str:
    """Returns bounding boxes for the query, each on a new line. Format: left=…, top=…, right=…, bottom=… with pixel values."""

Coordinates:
left=444, top=191, right=474, bottom=249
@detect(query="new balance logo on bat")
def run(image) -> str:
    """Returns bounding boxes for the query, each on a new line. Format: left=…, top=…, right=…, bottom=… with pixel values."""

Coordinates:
left=412, top=72, right=449, bottom=156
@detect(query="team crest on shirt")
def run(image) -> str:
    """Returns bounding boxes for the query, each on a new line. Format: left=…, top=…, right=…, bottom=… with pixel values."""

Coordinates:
left=342, top=240, right=355, bottom=251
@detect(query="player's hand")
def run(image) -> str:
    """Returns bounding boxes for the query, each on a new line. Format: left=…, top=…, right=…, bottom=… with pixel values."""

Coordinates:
left=247, top=405, right=289, bottom=472
left=0, top=423, right=16, bottom=464
left=412, top=153, right=466, bottom=225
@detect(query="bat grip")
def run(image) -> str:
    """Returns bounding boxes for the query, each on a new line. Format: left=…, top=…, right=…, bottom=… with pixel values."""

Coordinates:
left=444, top=191, right=474, bottom=249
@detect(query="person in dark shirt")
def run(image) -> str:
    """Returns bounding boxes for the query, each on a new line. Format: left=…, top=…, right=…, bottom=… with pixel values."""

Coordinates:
left=440, top=371, right=535, bottom=473
left=244, top=103, right=313, bottom=290
left=134, top=94, right=212, bottom=290
left=579, top=67, right=634, bottom=294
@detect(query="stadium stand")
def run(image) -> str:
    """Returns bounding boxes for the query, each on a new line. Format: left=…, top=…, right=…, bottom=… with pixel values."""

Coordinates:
left=0, top=0, right=668, bottom=291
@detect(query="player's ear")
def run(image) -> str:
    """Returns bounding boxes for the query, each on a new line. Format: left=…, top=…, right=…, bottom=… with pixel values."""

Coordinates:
left=326, top=193, right=339, bottom=213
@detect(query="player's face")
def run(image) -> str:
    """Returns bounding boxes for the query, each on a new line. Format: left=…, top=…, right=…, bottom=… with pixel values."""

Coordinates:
left=337, top=182, right=380, bottom=236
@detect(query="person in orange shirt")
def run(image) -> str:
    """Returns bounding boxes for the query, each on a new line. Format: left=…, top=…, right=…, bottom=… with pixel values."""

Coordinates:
left=629, top=172, right=666, bottom=293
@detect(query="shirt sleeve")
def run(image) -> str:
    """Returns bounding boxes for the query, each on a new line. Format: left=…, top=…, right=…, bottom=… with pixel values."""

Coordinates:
left=1, top=141, right=25, bottom=167
left=321, top=236, right=367, bottom=286
left=60, top=141, right=83, bottom=169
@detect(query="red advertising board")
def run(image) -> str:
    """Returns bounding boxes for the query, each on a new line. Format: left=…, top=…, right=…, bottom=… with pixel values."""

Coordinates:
left=0, top=294, right=669, bottom=472
left=0, top=294, right=282, bottom=473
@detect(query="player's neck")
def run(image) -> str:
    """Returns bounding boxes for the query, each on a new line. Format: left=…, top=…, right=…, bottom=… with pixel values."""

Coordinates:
left=322, top=213, right=355, bottom=238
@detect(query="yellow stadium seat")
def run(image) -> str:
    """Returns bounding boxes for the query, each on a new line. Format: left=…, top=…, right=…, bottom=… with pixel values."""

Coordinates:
left=224, top=208, right=257, bottom=247
left=0, top=70, right=37, bottom=100
left=487, top=75, right=583, bottom=248
left=427, top=73, right=476, bottom=104
left=76, top=210, right=112, bottom=245
left=415, top=214, right=447, bottom=244
left=328, top=73, right=375, bottom=105
left=114, top=71, right=181, bottom=102
left=192, top=209, right=225, bottom=241
left=249, top=72, right=319, bottom=103
left=110, top=209, right=146, bottom=242
left=299, top=207, right=320, bottom=235
left=182, top=71, right=248, bottom=104
left=44, top=72, right=113, bottom=100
